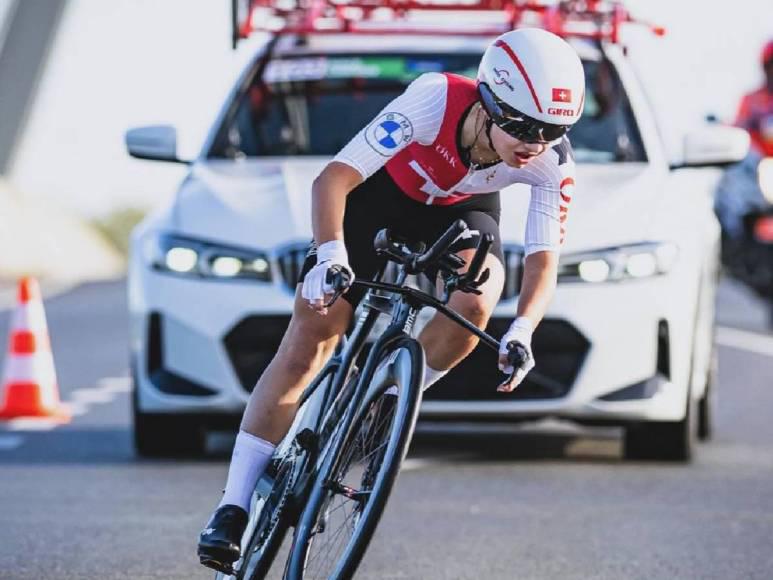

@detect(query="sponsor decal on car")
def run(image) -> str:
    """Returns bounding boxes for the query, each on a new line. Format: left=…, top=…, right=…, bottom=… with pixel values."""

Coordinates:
left=264, top=56, right=458, bottom=83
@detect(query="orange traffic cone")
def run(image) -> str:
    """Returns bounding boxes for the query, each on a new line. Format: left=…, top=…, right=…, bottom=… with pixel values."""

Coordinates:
left=0, top=277, right=69, bottom=422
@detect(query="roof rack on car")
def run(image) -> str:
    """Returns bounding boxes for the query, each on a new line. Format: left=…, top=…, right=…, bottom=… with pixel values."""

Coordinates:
left=230, top=0, right=664, bottom=48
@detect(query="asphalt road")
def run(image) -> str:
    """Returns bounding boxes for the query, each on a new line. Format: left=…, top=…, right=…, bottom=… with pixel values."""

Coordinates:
left=0, top=278, right=772, bottom=580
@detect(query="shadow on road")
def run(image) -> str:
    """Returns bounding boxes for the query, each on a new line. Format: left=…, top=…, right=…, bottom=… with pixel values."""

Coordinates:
left=408, top=424, right=624, bottom=464
left=0, top=427, right=232, bottom=466
left=0, top=423, right=624, bottom=465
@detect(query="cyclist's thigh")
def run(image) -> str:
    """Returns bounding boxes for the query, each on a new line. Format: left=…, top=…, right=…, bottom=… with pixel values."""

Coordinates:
left=299, top=170, right=421, bottom=307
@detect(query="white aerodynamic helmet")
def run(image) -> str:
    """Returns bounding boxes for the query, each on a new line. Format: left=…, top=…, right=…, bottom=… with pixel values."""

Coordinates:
left=477, top=28, right=586, bottom=142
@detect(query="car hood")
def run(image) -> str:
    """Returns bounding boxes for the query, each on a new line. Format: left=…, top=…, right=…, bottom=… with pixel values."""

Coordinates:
left=174, top=159, right=665, bottom=252
left=174, top=158, right=329, bottom=248
left=499, top=162, right=666, bottom=253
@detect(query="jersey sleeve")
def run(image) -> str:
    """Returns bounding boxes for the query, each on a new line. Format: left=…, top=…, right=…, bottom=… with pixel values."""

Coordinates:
left=523, top=138, right=576, bottom=257
left=735, top=95, right=752, bottom=131
left=332, top=72, right=447, bottom=179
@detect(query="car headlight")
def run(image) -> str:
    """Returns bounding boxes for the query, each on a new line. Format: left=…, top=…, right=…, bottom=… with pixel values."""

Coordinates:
left=557, top=242, right=679, bottom=283
left=145, top=233, right=272, bottom=281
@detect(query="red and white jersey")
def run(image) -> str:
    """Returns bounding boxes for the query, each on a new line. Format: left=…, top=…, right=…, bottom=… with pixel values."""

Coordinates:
left=334, top=72, right=576, bottom=256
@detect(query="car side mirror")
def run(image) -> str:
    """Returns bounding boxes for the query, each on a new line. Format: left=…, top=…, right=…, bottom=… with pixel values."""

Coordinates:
left=674, top=125, right=750, bottom=169
left=125, top=125, right=190, bottom=164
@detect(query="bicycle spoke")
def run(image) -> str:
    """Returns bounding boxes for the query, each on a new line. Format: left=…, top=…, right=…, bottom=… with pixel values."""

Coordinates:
left=301, top=392, right=398, bottom=579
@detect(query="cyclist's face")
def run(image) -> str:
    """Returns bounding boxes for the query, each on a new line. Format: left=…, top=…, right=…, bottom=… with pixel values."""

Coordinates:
left=489, top=123, right=548, bottom=168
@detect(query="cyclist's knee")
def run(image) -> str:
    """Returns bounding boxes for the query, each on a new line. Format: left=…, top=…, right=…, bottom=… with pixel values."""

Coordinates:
left=452, top=293, right=492, bottom=328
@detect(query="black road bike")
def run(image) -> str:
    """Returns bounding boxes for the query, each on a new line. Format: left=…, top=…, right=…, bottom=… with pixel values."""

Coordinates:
left=213, top=219, right=526, bottom=580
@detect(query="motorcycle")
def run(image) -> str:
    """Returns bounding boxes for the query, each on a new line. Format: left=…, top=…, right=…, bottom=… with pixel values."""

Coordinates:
left=716, top=155, right=773, bottom=325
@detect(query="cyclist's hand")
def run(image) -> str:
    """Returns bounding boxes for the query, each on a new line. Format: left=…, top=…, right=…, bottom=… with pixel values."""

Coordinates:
left=497, top=317, right=535, bottom=392
left=301, top=240, right=353, bottom=315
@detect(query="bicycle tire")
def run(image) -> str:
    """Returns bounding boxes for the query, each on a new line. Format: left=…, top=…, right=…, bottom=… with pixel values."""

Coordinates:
left=220, top=364, right=340, bottom=580
left=285, top=337, right=424, bottom=580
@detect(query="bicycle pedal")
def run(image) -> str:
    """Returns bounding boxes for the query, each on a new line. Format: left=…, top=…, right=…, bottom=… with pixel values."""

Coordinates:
left=199, top=556, right=235, bottom=575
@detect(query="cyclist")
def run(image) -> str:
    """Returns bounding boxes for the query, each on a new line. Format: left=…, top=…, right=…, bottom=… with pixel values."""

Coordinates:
left=716, top=39, right=773, bottom=238
left=736, top=39, right=773, bottom=157
left=199, top=27, right=585, bottom=569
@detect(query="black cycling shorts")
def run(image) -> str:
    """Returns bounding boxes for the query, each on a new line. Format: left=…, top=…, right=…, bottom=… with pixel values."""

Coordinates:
left=300, top=167, right=504, bottom=307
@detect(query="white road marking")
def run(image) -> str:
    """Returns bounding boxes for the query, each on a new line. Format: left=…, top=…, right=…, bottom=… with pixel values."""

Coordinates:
left=3, top=418, right=60, bottom=431
left=716, top=326, right=773, bottom=358
left=66, top=375, right=130, bottom=414
left=0, top=434, right=24, bottom=450
left=70, top=387, right=117, bottom=405
left=96, top=377, right=132, bottom=393
left=402, top=458, right=439, bottom=472
left=0, top=374, right=130, bottom=434
left=63, top=401, right=90, bottom=417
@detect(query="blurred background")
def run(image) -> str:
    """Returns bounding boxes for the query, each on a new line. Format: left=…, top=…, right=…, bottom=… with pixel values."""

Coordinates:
left=1, top=1, right=773, bottom=579
left=0, top=0, right=770, bottom=282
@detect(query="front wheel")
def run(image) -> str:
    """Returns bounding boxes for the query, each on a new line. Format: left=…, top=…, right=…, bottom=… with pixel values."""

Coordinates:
left=286, top=338, right=424, bottom=580
left=624, top=396, right=695, bottom=462
left=132, top=388, right=206, bottom=457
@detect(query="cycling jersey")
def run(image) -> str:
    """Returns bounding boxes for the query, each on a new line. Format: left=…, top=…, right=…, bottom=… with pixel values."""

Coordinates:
left=334, top=72, right=576, bottom=256
left=736, top=87, right=773, bottom=157
left=300, top=169, right=504, bottom=308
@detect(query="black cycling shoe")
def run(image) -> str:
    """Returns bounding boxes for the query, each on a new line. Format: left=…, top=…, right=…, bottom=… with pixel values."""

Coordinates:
left=197, top=504, right=249, bottom=574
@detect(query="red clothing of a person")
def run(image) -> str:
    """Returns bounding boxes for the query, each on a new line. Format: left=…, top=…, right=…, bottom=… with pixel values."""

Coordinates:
left=736, top=87, right=773, bottom=157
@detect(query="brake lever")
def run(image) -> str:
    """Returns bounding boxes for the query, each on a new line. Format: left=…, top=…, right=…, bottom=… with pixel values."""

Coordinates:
left=323, top=266, right=352, bottom=308
left=497, top=341, right=529, bottom=391
left=458, top=267, right=490, bottom=294
left=438, top=252, right=466, bottom=272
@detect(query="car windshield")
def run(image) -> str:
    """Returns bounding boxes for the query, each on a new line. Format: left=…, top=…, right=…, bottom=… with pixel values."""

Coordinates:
left=209, top=52, right=645, bottom=163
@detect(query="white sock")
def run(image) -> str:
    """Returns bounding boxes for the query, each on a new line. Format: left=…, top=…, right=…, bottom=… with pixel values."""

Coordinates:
left=422, top=365, right=448, bottom=392
left=218, top=430, right=276, bottom=511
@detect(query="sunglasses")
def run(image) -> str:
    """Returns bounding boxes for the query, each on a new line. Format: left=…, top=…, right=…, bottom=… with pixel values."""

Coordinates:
left=478, top=82, right=570, bottom=144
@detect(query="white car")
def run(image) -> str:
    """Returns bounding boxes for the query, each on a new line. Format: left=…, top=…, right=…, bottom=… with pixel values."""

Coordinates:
left=126, top=32, right=748, bottom=460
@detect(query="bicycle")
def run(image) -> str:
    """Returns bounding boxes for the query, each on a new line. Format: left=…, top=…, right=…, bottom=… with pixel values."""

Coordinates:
left=213, top=219, right=527, bottom=580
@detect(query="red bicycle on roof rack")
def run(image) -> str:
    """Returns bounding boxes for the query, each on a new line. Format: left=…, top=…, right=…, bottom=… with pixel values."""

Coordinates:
left=230, top=0, right=664, bottom=48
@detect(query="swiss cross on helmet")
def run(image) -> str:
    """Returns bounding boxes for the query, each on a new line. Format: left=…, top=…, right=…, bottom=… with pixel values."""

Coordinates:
left=477, top=28, right=586, bottom=143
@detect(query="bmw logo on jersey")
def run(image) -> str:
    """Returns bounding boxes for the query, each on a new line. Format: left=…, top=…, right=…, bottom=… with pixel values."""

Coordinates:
left=365, top=112, right=414, bottom=156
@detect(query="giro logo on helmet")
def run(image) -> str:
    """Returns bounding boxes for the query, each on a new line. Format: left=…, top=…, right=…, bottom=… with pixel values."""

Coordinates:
left=493, top=67, right=514, bottom=91
left=547, top=108, right=575, bottom=117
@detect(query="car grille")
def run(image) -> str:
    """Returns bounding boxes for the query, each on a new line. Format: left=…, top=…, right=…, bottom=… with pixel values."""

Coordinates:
left=223, top=315, right=292, bottom=392
left=274, top=242, right=522, bottom=298
left=423, top=317, right=589, bottom=401
left=275, top=242, right=311, bottom=293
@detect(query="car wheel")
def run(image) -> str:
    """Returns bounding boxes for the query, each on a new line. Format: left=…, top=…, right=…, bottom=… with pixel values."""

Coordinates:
left=623, top=397, right=695, bottom=462
left=132, top=387, right=207, bottom=458
left=697, top=351, right=718, bottom=441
